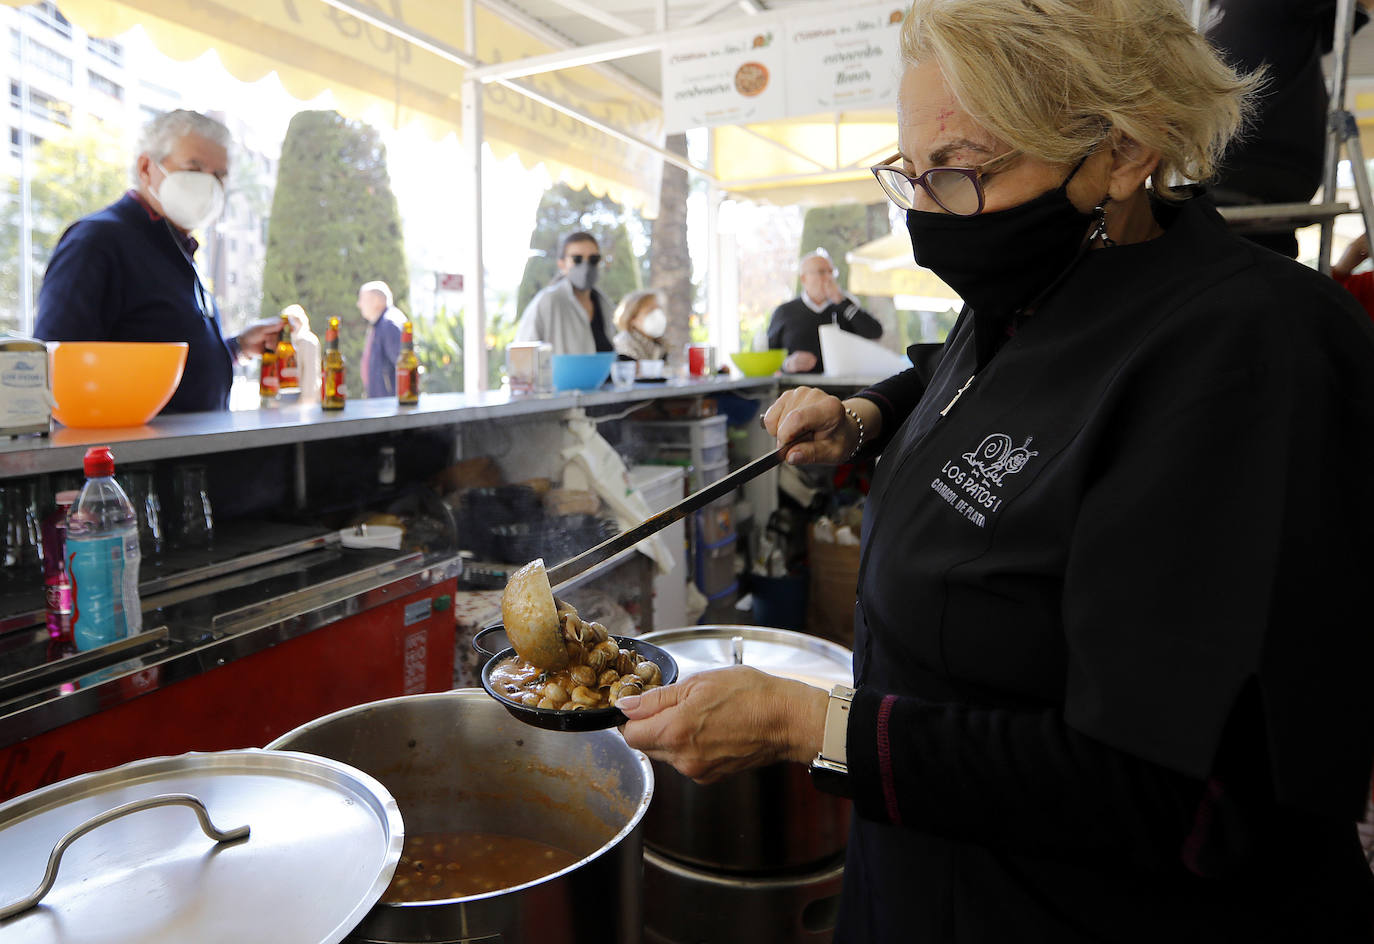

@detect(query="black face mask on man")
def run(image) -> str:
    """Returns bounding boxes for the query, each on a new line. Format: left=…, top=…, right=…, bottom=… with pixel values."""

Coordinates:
left=905, top=157, right=1096, bottom=326
left=567, top=260, right=600, bottom=292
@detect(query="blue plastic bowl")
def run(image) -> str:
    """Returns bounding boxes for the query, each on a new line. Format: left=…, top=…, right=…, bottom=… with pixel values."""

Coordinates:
left=552, top=352, right=617, bottom=391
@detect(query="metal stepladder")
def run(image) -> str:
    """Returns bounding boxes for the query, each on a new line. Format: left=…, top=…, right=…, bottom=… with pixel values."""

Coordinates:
left=1193, top=0, right=1374, bottom=273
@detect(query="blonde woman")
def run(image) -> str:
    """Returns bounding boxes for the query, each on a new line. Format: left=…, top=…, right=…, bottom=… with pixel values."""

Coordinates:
left=621, top=1, right=1374, bottom=939
left=611, top=289, right=668, bottom=362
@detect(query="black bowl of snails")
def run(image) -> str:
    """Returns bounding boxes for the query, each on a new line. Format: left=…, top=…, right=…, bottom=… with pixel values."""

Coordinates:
left=480, top=632, right=678, bottom=732
left=485, top=558, right=678, bottom=731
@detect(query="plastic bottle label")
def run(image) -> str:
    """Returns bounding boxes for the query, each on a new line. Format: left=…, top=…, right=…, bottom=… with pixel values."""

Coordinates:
left=69, top=530, right=140, bottom=650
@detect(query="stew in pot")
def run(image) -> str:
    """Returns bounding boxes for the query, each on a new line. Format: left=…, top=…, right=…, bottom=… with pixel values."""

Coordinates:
left=382, top=831, right=581, bottom=902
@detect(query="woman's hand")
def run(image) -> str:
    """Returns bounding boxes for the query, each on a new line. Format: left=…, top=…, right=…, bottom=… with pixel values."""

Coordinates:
left=618, top=667, right=828, bottom=784
left=763, top=387, right=871, bottom=465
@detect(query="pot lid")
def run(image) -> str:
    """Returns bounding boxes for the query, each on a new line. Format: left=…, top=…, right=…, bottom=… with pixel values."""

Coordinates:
left=0, top=749, right=402, bottom=944
left=640, top=625, right=852, bottom=689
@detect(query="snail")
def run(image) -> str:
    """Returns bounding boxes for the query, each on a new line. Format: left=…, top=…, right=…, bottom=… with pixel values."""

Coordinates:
left=491, top=580, right=668, bottom=712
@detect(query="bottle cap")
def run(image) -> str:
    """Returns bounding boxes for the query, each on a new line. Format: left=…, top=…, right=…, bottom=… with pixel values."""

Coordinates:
left=83, top=446, right=115, bottom=478
left=55, top=490, right=80, bottom=506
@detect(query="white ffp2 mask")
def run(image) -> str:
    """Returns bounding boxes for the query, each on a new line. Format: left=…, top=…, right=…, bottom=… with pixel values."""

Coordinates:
left=151, top=166, right=225, bottom=232
left=639, top=308, right=667, bottom=338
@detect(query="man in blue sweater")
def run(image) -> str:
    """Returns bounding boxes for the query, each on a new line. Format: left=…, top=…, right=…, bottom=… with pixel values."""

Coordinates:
left=356, top=280, right=407, bottom=398
left=35, top=109, right=278, bottom=414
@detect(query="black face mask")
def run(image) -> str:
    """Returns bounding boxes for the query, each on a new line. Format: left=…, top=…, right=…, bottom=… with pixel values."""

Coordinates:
left=906, top=161, right=1095, bottom=354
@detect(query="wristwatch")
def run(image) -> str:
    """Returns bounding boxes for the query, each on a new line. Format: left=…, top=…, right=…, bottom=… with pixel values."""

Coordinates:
left=808, top=684, right=855, bottom=797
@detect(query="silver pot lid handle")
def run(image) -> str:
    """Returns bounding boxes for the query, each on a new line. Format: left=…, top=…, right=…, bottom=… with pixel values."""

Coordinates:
left=732, top=635, right=745, bottom=665
left=0, top=792, right=250, bottom=920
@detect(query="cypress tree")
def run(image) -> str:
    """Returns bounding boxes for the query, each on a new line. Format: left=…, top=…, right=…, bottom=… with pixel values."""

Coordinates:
left=261, top=110, right=409, bottom=374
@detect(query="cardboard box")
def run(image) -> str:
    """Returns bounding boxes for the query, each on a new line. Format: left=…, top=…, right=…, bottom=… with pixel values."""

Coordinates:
left=806, top=524, right=860, bottom=648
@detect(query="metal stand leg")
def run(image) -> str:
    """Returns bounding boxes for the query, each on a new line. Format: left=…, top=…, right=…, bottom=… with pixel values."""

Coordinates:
left=1318, top=0, right=1362, bottom=272
left=1335, top=111, right=1374, bottom=258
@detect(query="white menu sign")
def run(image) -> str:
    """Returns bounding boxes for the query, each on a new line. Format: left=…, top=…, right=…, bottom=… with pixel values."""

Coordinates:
left=663, top=27, right=787, bottom=133
left=787, top=3, right=906, bottom=114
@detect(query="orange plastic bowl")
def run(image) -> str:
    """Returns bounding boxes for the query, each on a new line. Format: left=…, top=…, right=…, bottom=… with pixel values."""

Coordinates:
left=49, top=341, right=189, bottom=428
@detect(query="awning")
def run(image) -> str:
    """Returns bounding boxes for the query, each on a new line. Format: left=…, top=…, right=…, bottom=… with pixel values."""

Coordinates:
left=6, top=0, right=664, bottom=213
left=711, top=110, right=898, bottom=206
left=846, top=231, right=961, bottom=304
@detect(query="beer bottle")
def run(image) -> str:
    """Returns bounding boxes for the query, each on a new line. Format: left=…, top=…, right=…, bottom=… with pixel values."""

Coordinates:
left=276, top=313, right=299, bottom=395
left=321, top=317, right=347, bottom=411
left=396, top=320, right=420, bottom=406
left=259, top=340, right=279, bottom=404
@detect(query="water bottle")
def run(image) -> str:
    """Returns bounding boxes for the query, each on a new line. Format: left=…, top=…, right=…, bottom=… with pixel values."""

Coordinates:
left=68, top=447, right=142, bottom=651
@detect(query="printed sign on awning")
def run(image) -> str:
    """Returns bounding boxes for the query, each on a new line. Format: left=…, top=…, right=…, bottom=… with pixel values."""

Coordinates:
left=786, top=4, right=905, bottom=115
left=662, top=27, right=787, bottom=133
left=663, top=2, right=906, bottom=133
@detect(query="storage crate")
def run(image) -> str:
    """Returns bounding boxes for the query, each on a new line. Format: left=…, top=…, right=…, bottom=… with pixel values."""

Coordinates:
left=649, top=442, right=729, bottom=468
left=695, top=496, right=734, bottom=545
left=695, top=534, right=738, bottom=596
left=692, top=459, right=730, bottom=492
left=630, top=415, right=728, bottom=450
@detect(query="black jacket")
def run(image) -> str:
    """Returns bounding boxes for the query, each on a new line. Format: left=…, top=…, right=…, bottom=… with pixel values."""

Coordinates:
left=836, top=193, right=1374, bottom=942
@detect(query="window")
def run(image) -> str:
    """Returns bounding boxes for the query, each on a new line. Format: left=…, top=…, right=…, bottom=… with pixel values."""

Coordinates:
left=28, top=89, right=71, bottom=127
left=87, top=36, right=123, bottom=67
left=8, top=82, right=19, bottom=110
left=27, top=39, right=73, bottom=85
left=10, top=31, right=72, bottom=84
left=23, top=2, right=71, bottom=40
left=87, top=70, right=123, bottom=101
left=9, top=127, right=43, bottom=159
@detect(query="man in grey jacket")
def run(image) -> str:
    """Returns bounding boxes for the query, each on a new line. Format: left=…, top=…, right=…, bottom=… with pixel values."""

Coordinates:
left=515, top=231, right=615, bottom=355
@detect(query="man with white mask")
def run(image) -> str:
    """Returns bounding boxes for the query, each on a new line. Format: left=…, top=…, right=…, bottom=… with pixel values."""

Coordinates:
left=36, top=109, right=279, bottom=414
left=515, top=231, right=615, bottom=355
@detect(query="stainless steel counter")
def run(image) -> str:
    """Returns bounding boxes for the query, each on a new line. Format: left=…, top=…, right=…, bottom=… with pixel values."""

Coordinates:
left=777, top=373, right=892, bottom=389
left=0, top=377, right=777, bottom=478
left=0, top=539, right=463, bottom=748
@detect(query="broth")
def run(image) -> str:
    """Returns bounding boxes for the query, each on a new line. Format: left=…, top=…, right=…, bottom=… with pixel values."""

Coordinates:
left=382, top=831, right=581, bottom=902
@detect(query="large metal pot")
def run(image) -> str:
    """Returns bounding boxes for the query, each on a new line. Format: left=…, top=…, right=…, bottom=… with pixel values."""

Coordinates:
left=637, top=627, right=852, bottom=874
left=267, top=689, right=652, bottom=944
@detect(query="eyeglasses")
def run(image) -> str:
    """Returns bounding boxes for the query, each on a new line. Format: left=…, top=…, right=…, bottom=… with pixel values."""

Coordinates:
left=870, top=150, right=1020, bottom=216
left=567, top=253, right=602, bottom=266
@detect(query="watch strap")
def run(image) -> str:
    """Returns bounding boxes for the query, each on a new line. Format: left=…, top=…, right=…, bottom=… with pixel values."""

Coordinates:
left=809, top=684, right=855, bottom=798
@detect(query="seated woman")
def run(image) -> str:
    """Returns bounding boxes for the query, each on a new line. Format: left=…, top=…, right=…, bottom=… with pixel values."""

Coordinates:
left=611, top=289, right=668, bottom=363
left=619, top=1, right=1374, bottom=941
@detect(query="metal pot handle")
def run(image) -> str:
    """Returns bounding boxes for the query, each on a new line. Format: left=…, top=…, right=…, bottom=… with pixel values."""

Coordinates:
left=0, top=792, right=250, bottom=921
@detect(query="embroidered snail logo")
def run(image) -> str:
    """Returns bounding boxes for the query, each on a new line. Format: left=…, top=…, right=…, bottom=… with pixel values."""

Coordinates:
left=961, top=433, right=1038, bottom=486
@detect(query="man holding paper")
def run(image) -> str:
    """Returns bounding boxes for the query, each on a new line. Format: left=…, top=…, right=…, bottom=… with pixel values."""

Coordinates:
left=767, top=250, right=883, bottom=373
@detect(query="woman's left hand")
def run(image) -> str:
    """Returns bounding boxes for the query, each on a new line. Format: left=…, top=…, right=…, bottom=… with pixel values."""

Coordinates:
left=619, top=666, right=828, bottom=783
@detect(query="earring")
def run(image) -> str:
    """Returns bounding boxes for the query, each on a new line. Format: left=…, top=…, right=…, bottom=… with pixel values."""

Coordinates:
left=1090, top=201, right=1117, bottom=248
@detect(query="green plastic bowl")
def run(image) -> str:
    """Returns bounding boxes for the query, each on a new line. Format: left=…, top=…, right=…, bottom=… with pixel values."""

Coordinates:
left=729, top=349, right=786, bottom=376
